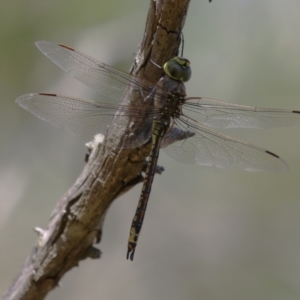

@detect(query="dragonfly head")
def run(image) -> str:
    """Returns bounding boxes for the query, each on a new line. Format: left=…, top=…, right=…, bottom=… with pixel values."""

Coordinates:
left=163, top=57, right=191, bottom=82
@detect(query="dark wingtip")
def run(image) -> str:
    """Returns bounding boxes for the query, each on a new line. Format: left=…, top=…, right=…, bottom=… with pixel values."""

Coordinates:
left=265, top=150, right=289, bottom=172
left=292, top=110, right=300, bottom=114
left=39, top=93, right=57, bottom=97
left=58, top=44, right=75, bottom=51
left=265, top=150, right=280, bottom=159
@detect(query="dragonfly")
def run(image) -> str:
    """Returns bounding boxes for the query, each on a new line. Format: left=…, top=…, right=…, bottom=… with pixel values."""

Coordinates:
left=17, top=41, right=300, bottom=260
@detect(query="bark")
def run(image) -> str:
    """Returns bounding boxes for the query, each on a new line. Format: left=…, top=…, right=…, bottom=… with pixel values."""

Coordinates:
left=3, top=1, right=191, bottom=299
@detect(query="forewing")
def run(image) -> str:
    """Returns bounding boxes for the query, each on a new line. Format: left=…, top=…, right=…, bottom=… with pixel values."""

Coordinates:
left=184, top=97, right=300, bottom=129
left=164, top=120, right=288, bottom=172
left=16, top=93, right=154, bottom=147
left=35, top=41, right=159, bottom=104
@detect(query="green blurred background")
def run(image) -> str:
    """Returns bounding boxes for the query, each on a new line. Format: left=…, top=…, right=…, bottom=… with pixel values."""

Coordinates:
left=1, top=0, right=300, bottom=299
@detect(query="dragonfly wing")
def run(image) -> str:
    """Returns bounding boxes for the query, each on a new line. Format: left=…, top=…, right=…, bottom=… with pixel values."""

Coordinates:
left=35, top=41, right=157, bottom=104
left=184, top=97, right=300, bottom=129
left=16, top=93, right=154, bottom=147
left=163, top=122, right=288, bottom=172
left=161, top=127, right=195, bottom=148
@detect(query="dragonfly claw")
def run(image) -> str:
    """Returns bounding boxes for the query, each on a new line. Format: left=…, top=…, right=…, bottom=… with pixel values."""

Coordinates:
left=127, top=245, right=135, bottom=261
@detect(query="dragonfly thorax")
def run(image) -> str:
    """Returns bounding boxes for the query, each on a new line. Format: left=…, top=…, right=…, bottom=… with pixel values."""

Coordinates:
left=163, top=57, right=191, bottom=82
left=154, top=75, right=186, bottom=120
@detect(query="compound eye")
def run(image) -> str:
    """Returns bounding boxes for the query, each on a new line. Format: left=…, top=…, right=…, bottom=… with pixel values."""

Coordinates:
left=163, top=57, right=191, bottom=82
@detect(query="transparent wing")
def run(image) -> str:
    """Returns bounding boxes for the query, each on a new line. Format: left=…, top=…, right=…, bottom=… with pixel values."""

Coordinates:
left=16, top=93, right=155, bottom=147
left=164, top=119, right=288, bottom=172
left=35, top=41, right=166, bottom=104
left=184, top=97, right=300, bottom=129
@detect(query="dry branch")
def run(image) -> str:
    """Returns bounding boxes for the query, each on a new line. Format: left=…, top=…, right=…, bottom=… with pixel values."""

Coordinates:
left=3, top=1, right=191, bottom=299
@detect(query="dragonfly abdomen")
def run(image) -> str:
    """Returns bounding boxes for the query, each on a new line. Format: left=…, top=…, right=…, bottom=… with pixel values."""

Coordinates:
left=127, top=118, right=170, bottom=260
